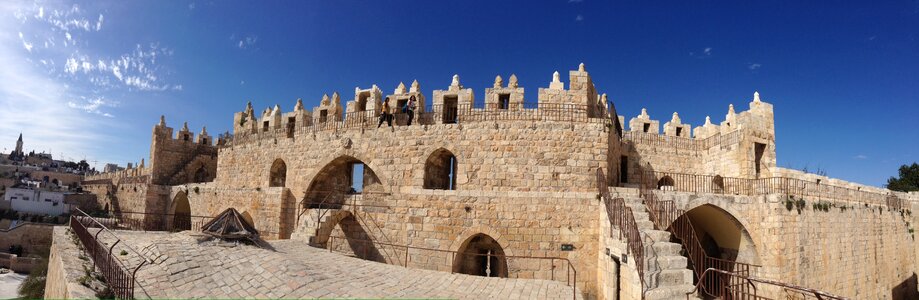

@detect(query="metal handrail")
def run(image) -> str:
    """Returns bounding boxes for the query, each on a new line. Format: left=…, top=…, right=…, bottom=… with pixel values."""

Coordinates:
left=326, top=235, right=578, bottom=300
left=597, top=168, right=646, bottom=294
left=73, top=208, right=151, bottom=263
left=687, top=268, right=849, bottom=300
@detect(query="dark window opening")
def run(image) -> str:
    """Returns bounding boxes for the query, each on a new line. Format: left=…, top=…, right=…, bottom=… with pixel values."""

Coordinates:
left=498, top=94, right=510, bottom=109
left=263, top=121, right=270, bottom=132
left=194, top=166, right=208, bottom=183
left=657, top=176, right=675, bottom=190
left=443, top=96, right=458, bottom=124
left=397, top=99, right=408, bottom=110
left=676, top=127, right=683, bottom=137
left=754, top=143, right=766, bottom=177
left=643, top=123, right=650, bottom=133
left=269, top=159, right=287, bottom=187
left=619, top=156, right=629, bottom=184
left=319, top=110, right=328, bottom=123
left=287, top=117, right=296, bottom=138
left=183, top=134, right=190, bottom=141
left=425, top=149, right=458, bottom=190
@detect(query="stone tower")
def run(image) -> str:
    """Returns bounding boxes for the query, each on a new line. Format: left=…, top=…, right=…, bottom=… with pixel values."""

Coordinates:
left=14, top=133, right=23, bottom=156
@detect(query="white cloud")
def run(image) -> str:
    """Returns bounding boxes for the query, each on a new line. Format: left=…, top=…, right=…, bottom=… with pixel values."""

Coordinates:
left=690, top=47, right=713, bottom=58
left=95, top=14, right=103, bottom=31
left=67, top=96, right=118, bottom=117
left=854, top=154, right=868, bottom=160
left=236, top=34, right=258, bottom=49
left=18, top=32, right=33, bottom=52
left=748, top=63, right=762, bottom=70
left=189, top=3, right=196, bottom=10
left=575, top=14, right=584, bottom=21
left=703, top=47, right=712, bottom=56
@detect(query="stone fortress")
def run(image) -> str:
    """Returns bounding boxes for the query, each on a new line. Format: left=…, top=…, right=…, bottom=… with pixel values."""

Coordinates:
left=77, top=63, right=919, bottom=299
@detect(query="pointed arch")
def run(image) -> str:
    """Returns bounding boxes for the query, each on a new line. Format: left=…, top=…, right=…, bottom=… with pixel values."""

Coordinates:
left=657, top=175, right=674, bottom=190
left=170, top=191, right=192, bottom=231
left=269, top=159, right=287, bottom=187
left=303, top=155, right=382, bottom=207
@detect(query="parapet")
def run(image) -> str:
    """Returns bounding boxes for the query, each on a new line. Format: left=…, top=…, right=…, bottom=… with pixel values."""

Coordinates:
left=628, top=108, right=660, bottom=134
left=484, top=75, right=524, bottom=110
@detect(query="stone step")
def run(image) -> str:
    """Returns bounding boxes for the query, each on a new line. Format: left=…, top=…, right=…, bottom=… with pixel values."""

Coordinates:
left=645, top=255, right=688, bottom=271
left=644, top=284, right=698, bottom=300
left=643, top=230, right=671, bottom=242
left=649, top=241, right=683, bottom=256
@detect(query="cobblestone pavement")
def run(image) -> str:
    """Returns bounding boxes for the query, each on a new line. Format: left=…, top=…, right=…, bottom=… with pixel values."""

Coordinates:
left=98, top=231, right=581, bottom=299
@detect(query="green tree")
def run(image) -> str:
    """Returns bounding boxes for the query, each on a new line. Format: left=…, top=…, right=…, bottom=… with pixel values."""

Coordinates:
left=887, top=163, right=919, bottom=192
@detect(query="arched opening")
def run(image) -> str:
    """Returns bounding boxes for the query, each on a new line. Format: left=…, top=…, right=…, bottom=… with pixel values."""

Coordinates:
left=269, top=159, right=287, bottom=187
left=322, top=211, right=382, bottom=262
left=452, top=233, right=508, bottom=277
left=193, top=166, right=208, bottom=183
left=240, top=211, right=255, bottom=228
left=670, top=204, right=759, bottom=293
left=712, top=175, right=724, bottom=193
left=357, top=92, right=370, bottom=111
left=304, top=156, right=382, bottom=208
left=424, top=148, right=457, bottom=190
left=171, top=192, right=192, bottom=231
left=657, top=176, right=674, bottom=190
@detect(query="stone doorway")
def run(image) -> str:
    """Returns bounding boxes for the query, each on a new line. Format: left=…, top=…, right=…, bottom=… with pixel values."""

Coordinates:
left=452, top=234, right=508, bottom=278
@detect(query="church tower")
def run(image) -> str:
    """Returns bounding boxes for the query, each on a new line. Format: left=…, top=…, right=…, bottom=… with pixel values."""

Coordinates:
left=14, top=133, right=23, bottom=156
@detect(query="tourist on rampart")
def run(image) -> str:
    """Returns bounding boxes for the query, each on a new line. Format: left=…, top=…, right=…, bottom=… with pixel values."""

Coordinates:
left=378, top=97, right=393, bottom=128
left=405, top=96, right=417, bottom=126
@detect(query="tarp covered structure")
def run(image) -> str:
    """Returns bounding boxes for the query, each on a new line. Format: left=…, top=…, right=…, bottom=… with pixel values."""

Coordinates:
left=200, top=208, right=260, bottom=242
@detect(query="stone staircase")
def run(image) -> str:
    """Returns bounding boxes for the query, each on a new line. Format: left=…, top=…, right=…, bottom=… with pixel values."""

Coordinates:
left=610, top=187, right=697, bottom=299
left=290, top=208, right=340, bottom=246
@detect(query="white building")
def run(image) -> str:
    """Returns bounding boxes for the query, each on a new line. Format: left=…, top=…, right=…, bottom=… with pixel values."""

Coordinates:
left=5, top=187, right=72, bottom=216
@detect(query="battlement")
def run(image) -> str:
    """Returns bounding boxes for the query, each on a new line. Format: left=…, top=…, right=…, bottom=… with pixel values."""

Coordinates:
left=228, top=64, right=613, bottom=140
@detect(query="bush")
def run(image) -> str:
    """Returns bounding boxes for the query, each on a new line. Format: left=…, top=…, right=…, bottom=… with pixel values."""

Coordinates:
left=18, top=250, right=49, bottom=299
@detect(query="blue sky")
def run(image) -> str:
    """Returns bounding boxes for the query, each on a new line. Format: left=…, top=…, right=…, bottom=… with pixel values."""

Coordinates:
left=0, top=1, right=916, bottom=186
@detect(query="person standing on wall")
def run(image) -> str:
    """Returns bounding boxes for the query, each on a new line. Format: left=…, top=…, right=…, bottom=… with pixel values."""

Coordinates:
left=378, top=97, right=393, bottom=128
left=405, top=95, right=417, bottom=126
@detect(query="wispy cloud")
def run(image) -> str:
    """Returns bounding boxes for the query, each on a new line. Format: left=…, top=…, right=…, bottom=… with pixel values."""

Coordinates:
left=232, top=34, right=258, bottom=49
left=188, top=2, right=196, bottom=10
left=748, top=63, right=762, bottom=70
left=690, top=47, right=713, bottom=58
left=575, top=14, right=584, bottom=22
left=854, top=154, right=868, bottom=160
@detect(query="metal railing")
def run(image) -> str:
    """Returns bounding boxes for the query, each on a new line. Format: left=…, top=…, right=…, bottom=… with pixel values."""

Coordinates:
left=70, top=208, right=151, bottom=299
left=596, top=168, right=646, bottom=293
left=687, top=268, right=849, bottom=300
left=637, top=169, right=761, bottom=298
left=641, top=169, right=903, bottom=208
left=227, top=102, right=613, bottom=146
left=326, top=235, right=578, bottom=300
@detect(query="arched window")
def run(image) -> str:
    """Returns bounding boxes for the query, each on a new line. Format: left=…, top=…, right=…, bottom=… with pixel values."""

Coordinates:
left=657, top=176, right=674, bottom=190
left=194, top=166, right=209, bottom=183
left=269, top=159, right=287, bottom=187
left=712, top=175, right=725, bottom=193
left=424, top=149, right=457, bottom=190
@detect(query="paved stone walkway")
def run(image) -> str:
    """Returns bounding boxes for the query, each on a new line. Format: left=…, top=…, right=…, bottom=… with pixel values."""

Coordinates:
left=98, top=231, right=581, bottom=299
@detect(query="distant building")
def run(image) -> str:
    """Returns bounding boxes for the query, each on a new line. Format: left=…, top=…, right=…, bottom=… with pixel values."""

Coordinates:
left=103, top=163, right=123, bottom=173
left=4, top=187, right=72, bottom=216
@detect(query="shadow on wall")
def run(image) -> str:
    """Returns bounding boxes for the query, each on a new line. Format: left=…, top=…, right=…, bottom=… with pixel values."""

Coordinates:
left=892, top=273, right=918, bottom=300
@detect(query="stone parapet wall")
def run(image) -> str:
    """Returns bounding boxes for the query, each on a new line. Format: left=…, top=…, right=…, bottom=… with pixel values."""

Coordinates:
left=0, top=222, right=53, bottom=256
left=44, top=226, right=97, bottom=299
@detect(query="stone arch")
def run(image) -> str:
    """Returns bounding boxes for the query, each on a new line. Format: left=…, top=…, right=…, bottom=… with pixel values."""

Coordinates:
left=657, top=175, right=674, bottom=190
left=452, top=233, right=509, bottom=277
left=675, top=201, right=761, bottom=266
left=313, top=210, right=382, bottom=261
left=269, top=158, right=287, bottom=187
left=303, top=154, right=384, bottom=207
left=303, top=150, right=392, bottom=194
left=424, top=148, right=458, bottom=190
left=181, top=155, right=216, bottom=184
left=169, top=191, right=192, bottom=231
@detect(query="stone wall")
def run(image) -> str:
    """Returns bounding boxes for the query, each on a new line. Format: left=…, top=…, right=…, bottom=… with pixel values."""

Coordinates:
left=0, top=222, right=53, bottom=256
left=45, top=226, right=97, bottom=299
left=658, top=191, right=918, bottom=299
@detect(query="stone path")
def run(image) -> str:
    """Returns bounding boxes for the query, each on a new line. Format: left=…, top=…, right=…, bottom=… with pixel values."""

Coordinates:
left=98, top=231, right=581, bottom=299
